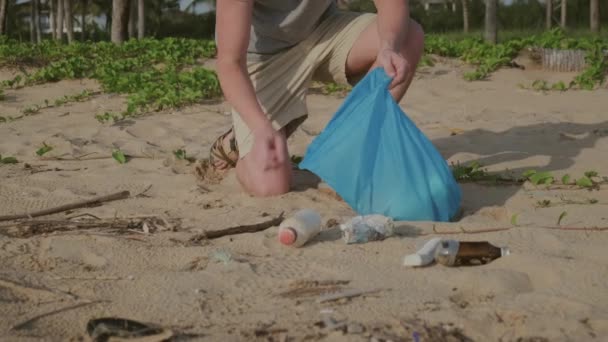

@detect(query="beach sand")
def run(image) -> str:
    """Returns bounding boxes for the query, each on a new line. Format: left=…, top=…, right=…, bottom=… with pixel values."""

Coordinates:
left=1, top=58, right=608, bottom=341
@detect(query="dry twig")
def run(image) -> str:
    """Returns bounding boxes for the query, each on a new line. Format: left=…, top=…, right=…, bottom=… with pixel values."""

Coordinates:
left=0, top=191, right=130, bottom=222
left=11, top=300, right=107, bottom=331
left=188, top=212, right=284, bottom=243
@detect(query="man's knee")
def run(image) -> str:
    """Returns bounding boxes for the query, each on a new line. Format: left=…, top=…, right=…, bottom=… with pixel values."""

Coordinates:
left=405, top=19, right=425, bottom=56
left=236, top=161, right=291, bottom=197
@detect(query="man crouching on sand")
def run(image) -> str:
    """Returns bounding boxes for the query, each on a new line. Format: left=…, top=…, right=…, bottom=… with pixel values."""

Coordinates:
left=207, top=0, right=424, bottom=196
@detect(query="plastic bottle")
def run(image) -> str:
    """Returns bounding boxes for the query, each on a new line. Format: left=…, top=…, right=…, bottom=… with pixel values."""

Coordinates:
left=434, top=240, right=510, bottom=267
left=278, top=209, right=322, bottom=247
left=340, top=215, right=394, bottom=244
left=402, top=237, right=443, bottom=267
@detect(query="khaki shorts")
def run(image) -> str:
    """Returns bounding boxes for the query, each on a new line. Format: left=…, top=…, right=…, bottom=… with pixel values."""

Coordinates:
left=232, top=11, right=377, bottom=158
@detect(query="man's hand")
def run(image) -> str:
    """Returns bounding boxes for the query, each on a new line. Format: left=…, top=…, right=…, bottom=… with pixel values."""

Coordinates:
left=377, top=47, right=409, bottom=89
left=251, top=124, right=288, bottom=171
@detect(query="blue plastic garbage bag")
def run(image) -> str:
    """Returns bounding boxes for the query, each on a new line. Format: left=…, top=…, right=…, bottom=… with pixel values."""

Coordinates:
left=299, top=67, right=461, bottom=222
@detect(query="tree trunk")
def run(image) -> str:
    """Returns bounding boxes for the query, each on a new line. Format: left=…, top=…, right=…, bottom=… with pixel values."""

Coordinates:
left=0, top=0, right=7, bottom=36
left=81, top=0, right=88, bottom=41
left=128, top=0, right=135, bottom=39
left=484, top=0, right=497, bottom=44
left=56, top=0, right=64, bottom=41
left=111, top=0, right=130, bottom=44
left=50, top=0, right=56, bottom=39
left=462, top=0, right=469, bottom=33
left=546, top=0, right=553, bottom=29
left=137, top=0, right=144, bottom=39
left=590, top=0, right=599, bottom=33
left=64, top=0, right=74, bottom=43
left=34, top=0, right=41, bottom=42
left=30, top=1, right=36, bottom=42
left=560, top=0, right=567, bottom=28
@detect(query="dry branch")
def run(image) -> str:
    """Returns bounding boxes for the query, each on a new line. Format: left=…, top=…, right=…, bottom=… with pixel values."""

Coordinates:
left=11, top=300, right=107, bottom=331
left=317, top=288, right=383, bottom=303
left=0, top=216, right=180, bottom=238
left=425, top=224, right=608, bottom=236
left=189, top=212, right=284, bottom=243
left=0, top=191, right=130, bottom=222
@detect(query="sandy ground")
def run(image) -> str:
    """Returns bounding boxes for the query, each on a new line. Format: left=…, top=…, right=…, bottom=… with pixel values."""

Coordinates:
left=1, top=59, right=608, bottom=342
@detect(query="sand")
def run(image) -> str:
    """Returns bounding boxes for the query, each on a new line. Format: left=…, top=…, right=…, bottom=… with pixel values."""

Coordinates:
left=1, top=58, right=608, bottom=342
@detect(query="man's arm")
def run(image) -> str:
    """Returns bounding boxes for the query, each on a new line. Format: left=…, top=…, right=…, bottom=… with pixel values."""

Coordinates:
left=215, top=0, right=270, bottom=134
left=374, top=0, right=410, bottom=51
left=373, top=0, right=410, bottom=85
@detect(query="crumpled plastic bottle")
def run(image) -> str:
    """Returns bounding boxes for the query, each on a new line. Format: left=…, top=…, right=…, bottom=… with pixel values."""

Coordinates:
left=340, top=215, right=394, bottom=244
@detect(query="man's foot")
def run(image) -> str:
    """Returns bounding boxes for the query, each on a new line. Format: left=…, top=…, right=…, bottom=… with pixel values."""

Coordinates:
left=210, top=127, right=239, bottom=171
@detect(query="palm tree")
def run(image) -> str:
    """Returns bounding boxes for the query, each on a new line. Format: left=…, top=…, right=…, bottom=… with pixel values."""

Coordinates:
left=64, top=0, right=74, bottom=43
left=590, top=0, right=599, bottom=33
left=545, top=0, right=553, bottom=29
left=49, top=0, right=56, bottom=39
left=34, top=0, right=41, bottom=42
left=80, top=0, right=88, bottom=40
left=137, top=0, right=144, bottom=39
left=462, top=0, right=469, bottom=33
left=560, top=0, right=566, bottom=28
left=485, top=0, right=497, bottom=44
left=111, top=0, right=129, bottom=43
left=0, top=0, right=7, bottom=35
left=56, top=0, right=64, bottom=41
left=128, top=0, right=135, bottom=38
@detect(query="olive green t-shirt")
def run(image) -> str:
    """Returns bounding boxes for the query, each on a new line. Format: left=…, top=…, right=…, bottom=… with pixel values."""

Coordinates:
left=248, top=0, right=336, bottom=58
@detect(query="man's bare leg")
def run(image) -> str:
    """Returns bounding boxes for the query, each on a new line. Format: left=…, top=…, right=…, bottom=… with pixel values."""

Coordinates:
left=231, top=19, right=423, bottom=197
left=346, top=18, right=425, bottom=102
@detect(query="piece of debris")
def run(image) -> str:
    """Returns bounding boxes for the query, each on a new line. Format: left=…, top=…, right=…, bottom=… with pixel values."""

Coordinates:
left=86, top=317, right=173, bottom=342
left=317, top=288, right=383, bottom=303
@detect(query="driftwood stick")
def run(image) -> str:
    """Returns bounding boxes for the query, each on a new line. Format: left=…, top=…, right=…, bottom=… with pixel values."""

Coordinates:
left=422, top=225, right=608, bottom=236
left=11, top=300, right=107, bottom=331
left=0, top=191, right=131, bottom=222
left=201, top=212, right=285, bottom=240
left=317, top=288, right=383, bottom=303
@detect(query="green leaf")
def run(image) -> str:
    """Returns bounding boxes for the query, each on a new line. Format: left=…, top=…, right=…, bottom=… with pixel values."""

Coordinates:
left=537, top=199, right=551, bottom=207
left=0, top=156, right=19, bottom=164
left=589, top=198, right=598, bottom=204
left=173, top=149, right=187, bottom=160
left=584, top=170, right=598, bottom=178
left=551, top=81, right=567, bottom=91
left=576, top=176, right=593, bottom=188
left=510, top=214, right=518, bottom=226
left=36, top=143, right=53, bottom=156
left=561, top=174, right=570, bottom=185
left=522, top=169, right=537, bottom=178
left=557, top=211, right=567, bottom=225
left=112, top=149, right=127, bottom=164
left=529, top=171, right=553, bottom=185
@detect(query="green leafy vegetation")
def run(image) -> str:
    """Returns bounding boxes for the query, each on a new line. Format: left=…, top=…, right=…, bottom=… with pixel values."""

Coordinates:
left=0, top=38, right=220, bottom=122
left=173, top=149, right=195, bottom=163
left=510, top=213, right=519, bottom=226
left=26, top=90, right=97, bottom=117
left=35, top=142, right=53, bottom=156
left=112, top=149, right=127, bottom=164
left=425, top=28, right=607, bottom=88
left=452, top=161, right=606, bottom=190
left=0, top=155, right=19, bottom=164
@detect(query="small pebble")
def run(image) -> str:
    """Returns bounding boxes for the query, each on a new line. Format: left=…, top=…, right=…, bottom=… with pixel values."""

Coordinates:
left=127, top=275, right=135, bottom=280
